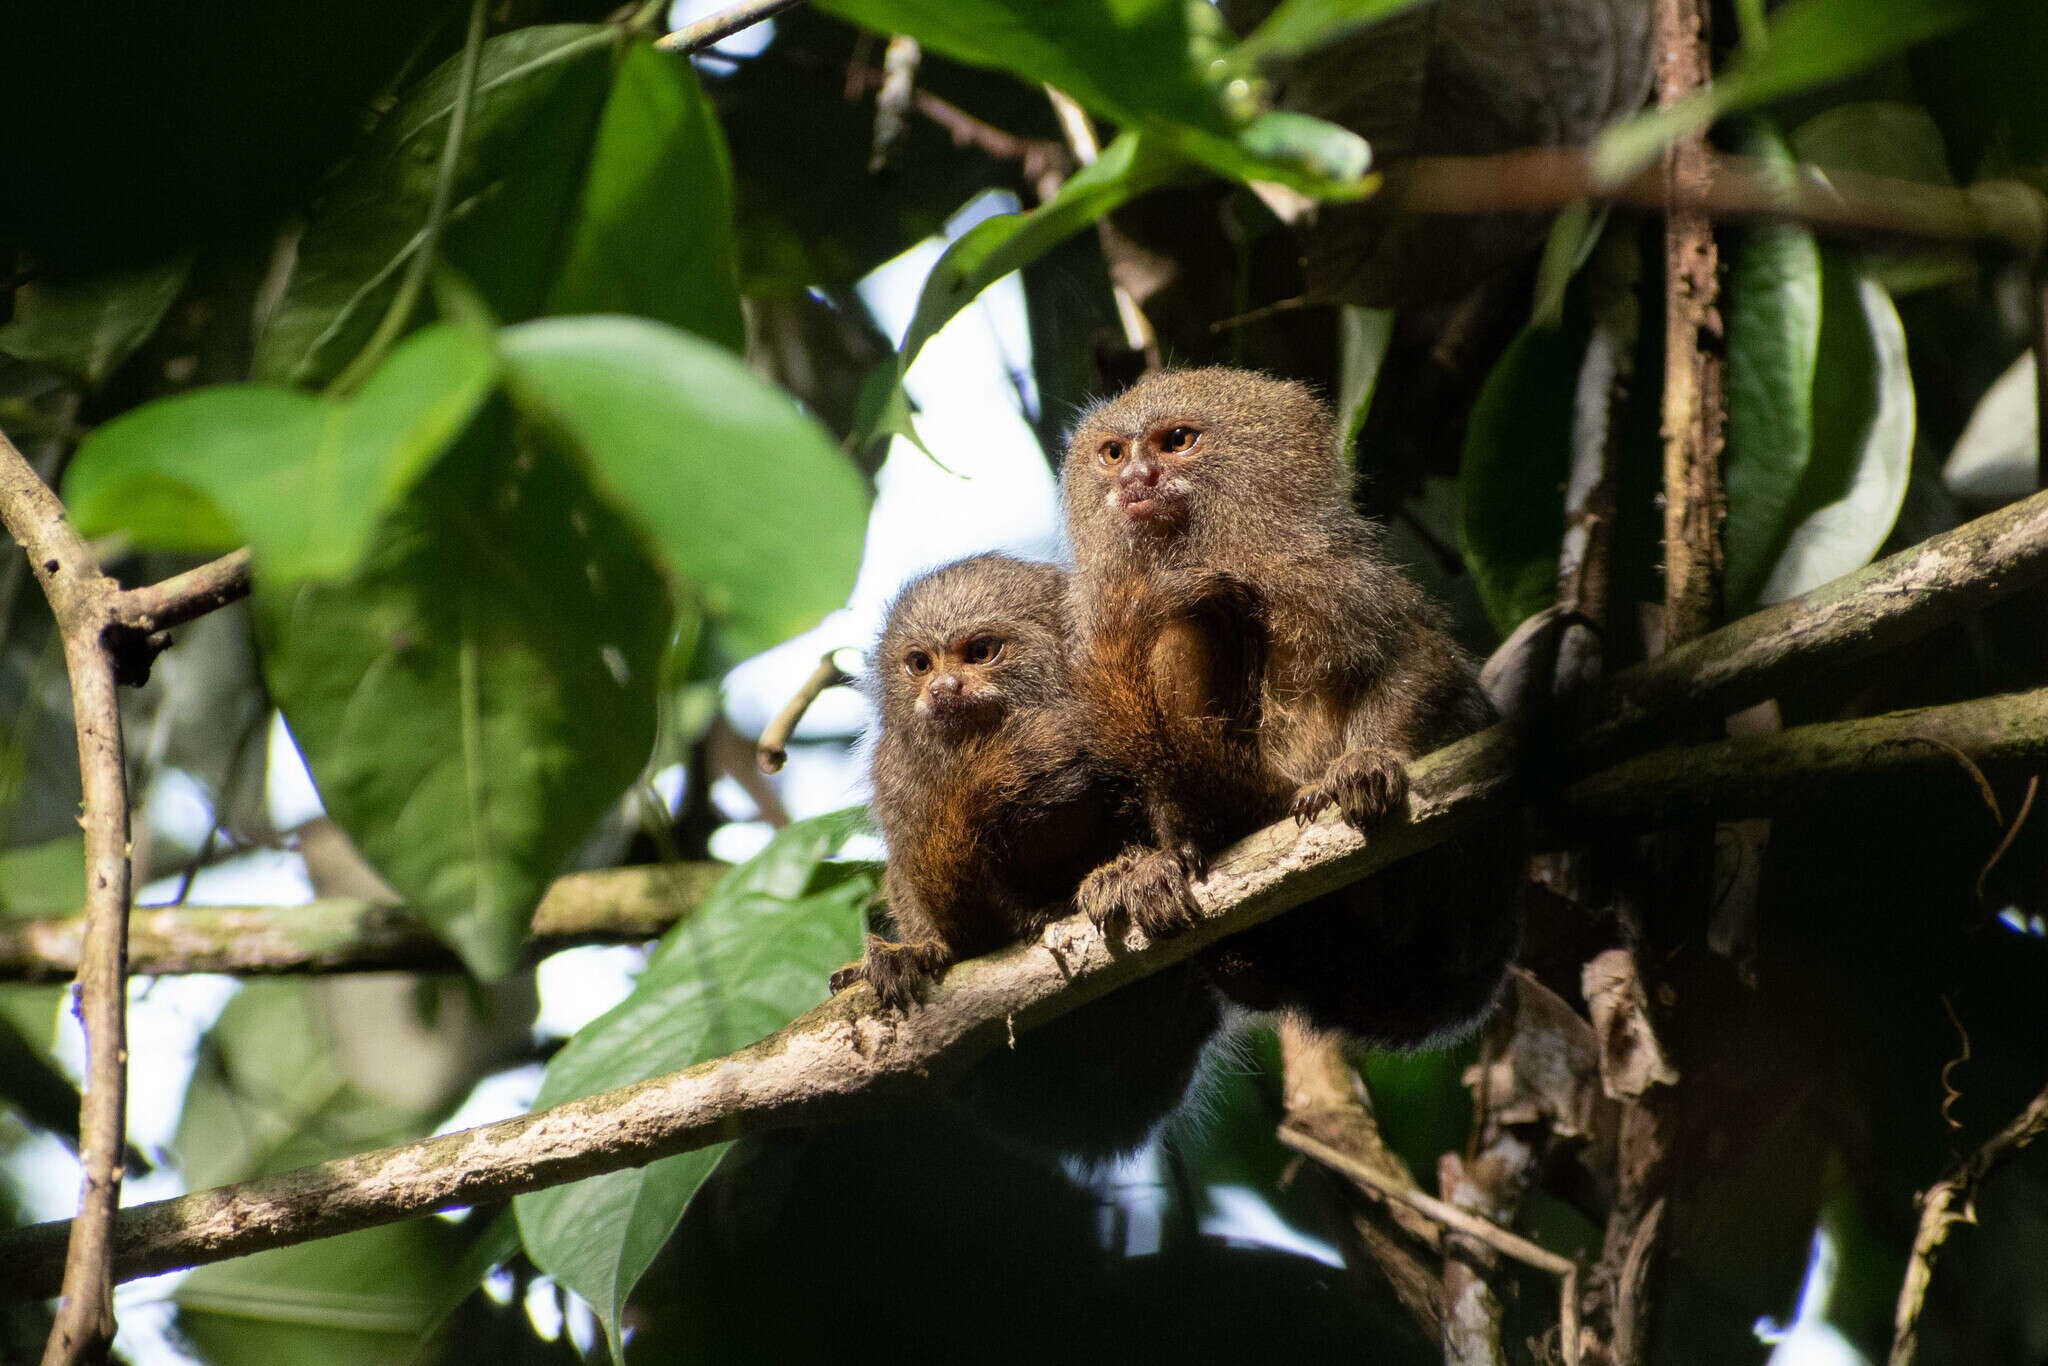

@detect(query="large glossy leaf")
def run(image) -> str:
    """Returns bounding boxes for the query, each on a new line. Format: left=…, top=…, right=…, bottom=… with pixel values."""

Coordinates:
left=515, top=812, right=874, bottom=1362
left=498, top=315, right=868, bottom=660
left=810, top=0, right=1370, bottom=194
left=64, top=324, right=495, bottom=586
left=253, top=26, right=616, bottom=385
left=1752, top=260, right=1913, bottom=605
left=0, top=252, right=190, bottom=384
left=541, top=42, right=744, bottom=353
left=1721, top=127, right=1825, bottom=615
left=259, top=414, right=672, bottom=976
left=1458, top=317, right=1586, bottom=638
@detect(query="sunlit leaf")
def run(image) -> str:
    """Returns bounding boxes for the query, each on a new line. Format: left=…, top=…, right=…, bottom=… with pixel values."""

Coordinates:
left=65, top=324, right=496, bottom=586
left=810, top=0, right=1371, bottom=194
left=260, top=413, right=672, bottom=976
left=515, top=812, right=874, bottom=1363
left=499, top=315, right=868, bottom=659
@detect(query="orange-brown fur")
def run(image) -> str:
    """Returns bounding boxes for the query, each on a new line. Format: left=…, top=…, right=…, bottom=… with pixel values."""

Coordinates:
left=839, top=553, right=1222, bottom=1157
left=1063, top=368, right=1520, bottom=1049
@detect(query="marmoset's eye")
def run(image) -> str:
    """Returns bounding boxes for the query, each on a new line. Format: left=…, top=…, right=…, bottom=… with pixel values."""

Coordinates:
left=1100, top=439, right=1126, bottom=466
left=1160, top=426, right=1200, bottom=454
left=964, top=637, right=1004, bottom=665
left=904, top=650, right=932, bottom=677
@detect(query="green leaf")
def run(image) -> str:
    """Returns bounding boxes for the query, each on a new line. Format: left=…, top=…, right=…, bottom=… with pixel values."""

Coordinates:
left=515, top=812, right=874, bottom=1362
left=1592, top=0, right=1984, bottom=182
left=64, top=324, right=496, bottom=586
left=1237, top=0, right=1431, bottom=64
left=173, top=982, right=427, bottom=1190
left=0, top=835, right=82, bottom=915
left=1789, top=101, right=1954, bottom=184
left=809, top=0, right=1371, bottom=194
left=174, top=1220, right=469, bottom=1366
left=498, top=315, right=868, bottom=659
left=0, top=252, right=190, bottom=385
left=1721, top=127, right=1825, bottom=615
left=1457, top=315, right=1586, bottom=637
left=1335, top=305, right=1393, bottom=460
left=1753, top=258, right=1913, bottom=605
left=897, top=132, right=1184, bottom=380
left=1720, top=124, right=1913, bottom=615
left=259, top=414, right=672, bottom=976
left=254, top=25, right=617, bottom=385
left=542, top=43, right=744, bottom=353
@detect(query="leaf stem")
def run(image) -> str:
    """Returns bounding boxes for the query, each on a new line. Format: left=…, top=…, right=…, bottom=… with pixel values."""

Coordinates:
left=329, top=0, right=489, bottom=396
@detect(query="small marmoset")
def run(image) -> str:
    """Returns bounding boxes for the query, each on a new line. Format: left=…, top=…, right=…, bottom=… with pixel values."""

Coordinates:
left=1063, top=368, right=1521, bottom=1049
left=836, top=552, right=1221, bottom=1158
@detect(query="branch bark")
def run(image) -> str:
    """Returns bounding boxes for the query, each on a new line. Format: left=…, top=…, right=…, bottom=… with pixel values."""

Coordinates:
left=0, top=863, right=725, bottom=983
left=1398, top=148, right=2047, bottom=261
left=0, top=431, right=133, bottom=1364
left=6, top=681, right=2048, bottom=1297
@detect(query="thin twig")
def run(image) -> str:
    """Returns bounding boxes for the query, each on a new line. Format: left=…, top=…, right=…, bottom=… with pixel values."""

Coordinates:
left=1045, top=86, right=1160, bottom=368
left=655, top=0, right=805, bottom=55
left=328, top=0, right=487, bottom=395
left=1280, top=1125, right=1581, bottom=1366
left=756, top=652, right=852, bottom=774
left=841, top=67, right=1069, bottom=178
left=1276, top=1021, right=1445, bottom=1338
left=866, top=34, right=921, bottom=172
left=0, top=430, right=132, bottom=1365
left=110, top=549, right=252, bottom=635
left=1975, top=775, right=2038, bottom=905
left=1890, top=1078, right=2048, bottom=1366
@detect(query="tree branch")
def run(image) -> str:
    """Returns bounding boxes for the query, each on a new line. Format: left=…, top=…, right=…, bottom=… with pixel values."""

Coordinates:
left=0, top=864, right=725, bottom=983
left=0, top=430, right=133, bottom=1364
left=0, top=488, right=2037, bottom=980
left=6, top=679, right=2048, bottom=1296
left=655, top=0, right=805, bottom=55
left=109, top=549, right=252, bottom=635
left=1398, top=147, right=2047, bottom=261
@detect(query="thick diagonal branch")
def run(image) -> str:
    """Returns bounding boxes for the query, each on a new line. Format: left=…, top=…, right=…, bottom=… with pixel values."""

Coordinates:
left=7, top=681, right=2048, bottom=1297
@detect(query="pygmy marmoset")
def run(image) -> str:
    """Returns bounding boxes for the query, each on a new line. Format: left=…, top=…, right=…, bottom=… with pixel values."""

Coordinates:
left=835, top=552, right=1222, bottom=1158
left=1064, top=368, right=1520, bottom=1049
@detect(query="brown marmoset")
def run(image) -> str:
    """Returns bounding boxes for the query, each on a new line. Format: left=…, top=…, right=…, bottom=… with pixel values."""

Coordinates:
left=835, top=552, right=1221, bottom=1158
left=1063, top=368, right=1520, bottom=1049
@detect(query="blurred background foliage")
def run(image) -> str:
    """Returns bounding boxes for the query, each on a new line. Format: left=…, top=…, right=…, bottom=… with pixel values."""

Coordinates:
left=1, top=0, right=2045, bottom=1362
